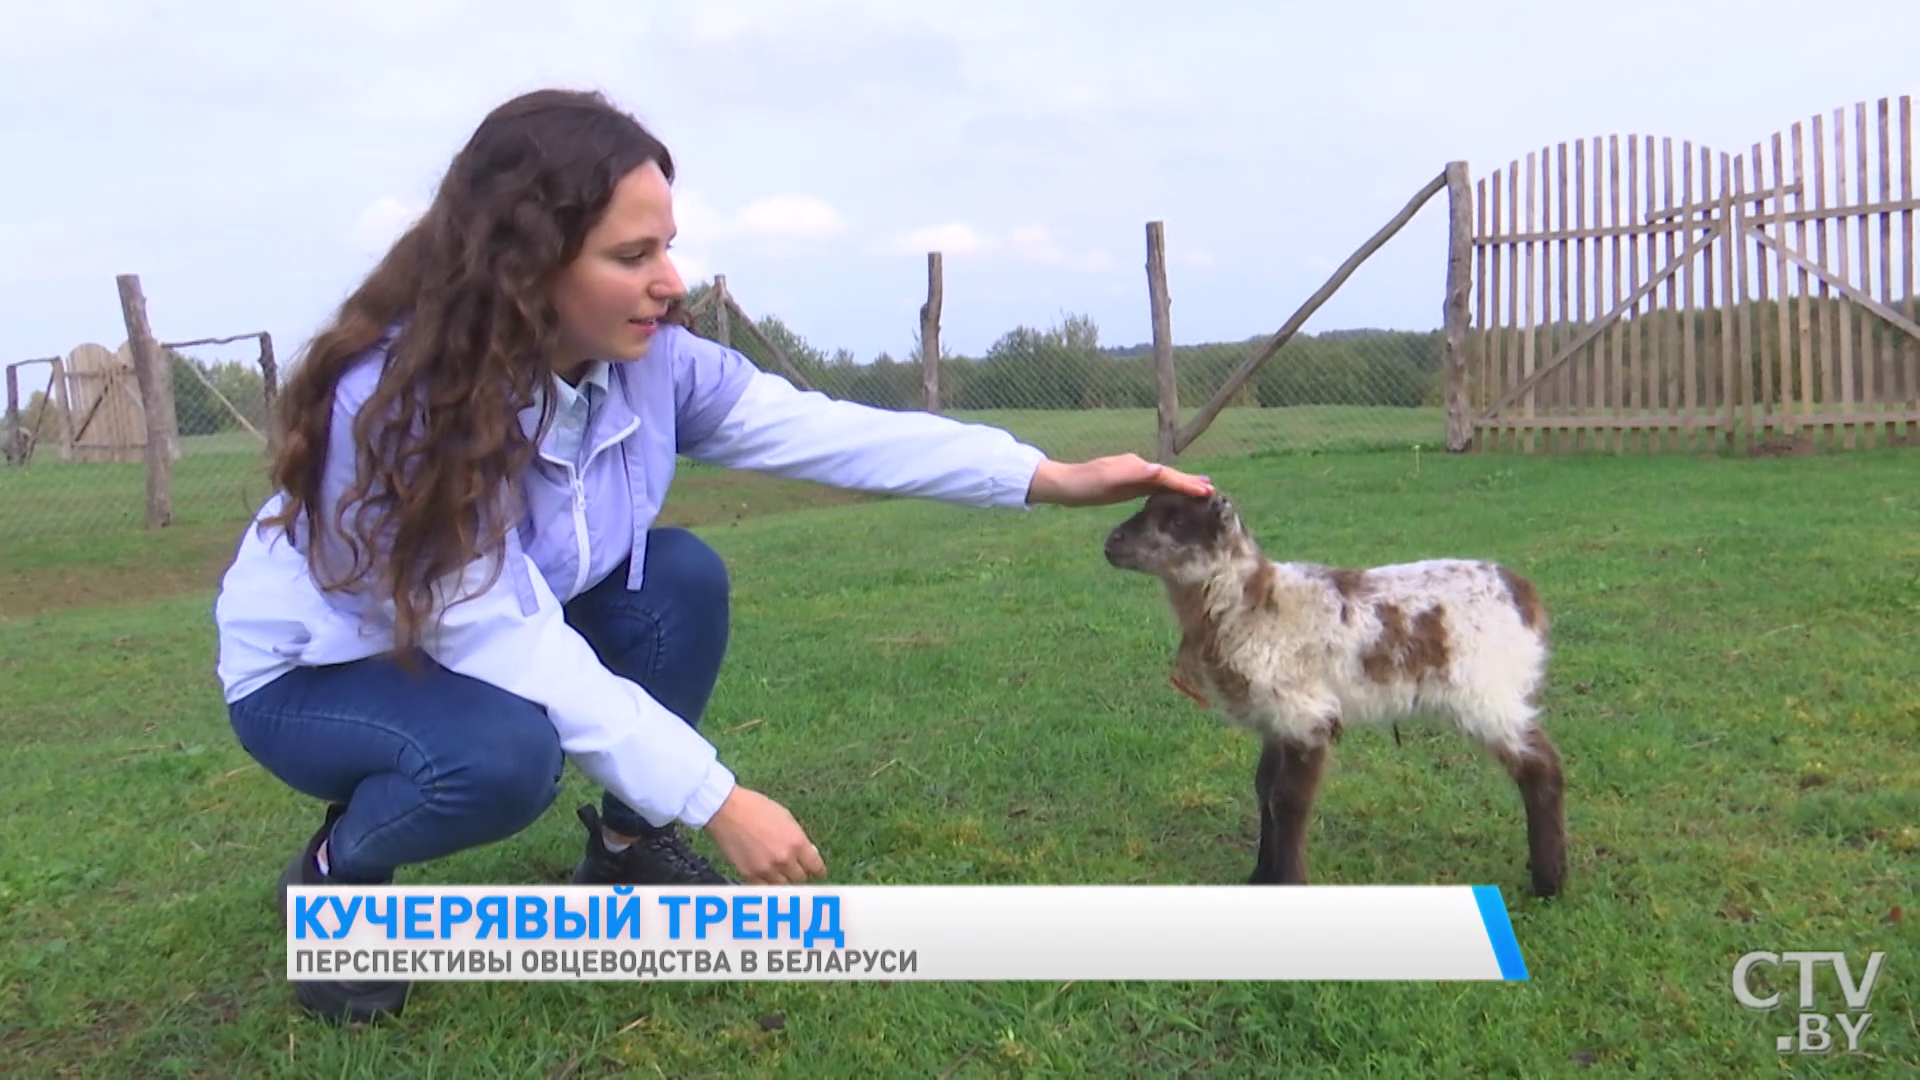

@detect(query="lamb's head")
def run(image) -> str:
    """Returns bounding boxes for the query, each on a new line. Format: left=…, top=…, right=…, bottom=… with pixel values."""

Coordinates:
left=1103, top=490, right=1253, bottom=583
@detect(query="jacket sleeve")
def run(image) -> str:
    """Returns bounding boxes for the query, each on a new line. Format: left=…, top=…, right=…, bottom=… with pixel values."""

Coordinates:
left=668, top=330, right=1049, bottom=509
left=416, top=546, right=737, bottom=830
left=304, top=350, right=736, bottom=830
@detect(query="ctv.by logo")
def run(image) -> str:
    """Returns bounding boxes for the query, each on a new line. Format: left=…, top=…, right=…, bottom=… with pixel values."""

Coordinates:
left=1732, top=950, right=1887, bottom=1054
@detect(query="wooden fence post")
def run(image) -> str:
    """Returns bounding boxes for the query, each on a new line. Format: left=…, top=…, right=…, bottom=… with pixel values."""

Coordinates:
left=50, top=356, right=74, bottom=460
left=116, top=273, right=177, bottom=528
left=1145, top=221, right=1178, bottom=462
left=1442, top=160, right=1474, bottom=452
left=258, top=331, right=279, bottom=455
left=3, top=363, right=19, bottom=466
left=714, top=275, right=732, bottom=347
left=920, top=252, right=943, bottom=413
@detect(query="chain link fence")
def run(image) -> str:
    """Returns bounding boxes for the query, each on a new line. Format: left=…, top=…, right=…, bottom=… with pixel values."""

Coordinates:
left=1, top=338, right=277, bottom=550
left=1162, top=328, right=1449, bottom=461
left=3, top=204, right=1448, bottom=555
left=675, top=267, right=1448, bottom=468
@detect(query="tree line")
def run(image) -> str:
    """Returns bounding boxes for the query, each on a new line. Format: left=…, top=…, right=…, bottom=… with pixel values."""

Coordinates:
left=14, top=285, right=1909, bottom=454
left=6, top=286, right=1447, bottom=454
left=680, top=282, right=1446, bottom=414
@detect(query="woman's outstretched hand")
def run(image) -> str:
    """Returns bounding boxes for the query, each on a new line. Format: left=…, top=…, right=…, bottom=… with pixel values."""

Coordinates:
left=1025, top=454, right=1215, bottom=508
left=705, top=785, right=828, bottom=885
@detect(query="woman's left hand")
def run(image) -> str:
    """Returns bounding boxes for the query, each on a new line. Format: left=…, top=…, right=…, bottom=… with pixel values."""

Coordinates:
left=1024, top=454, right=1215, bottom=508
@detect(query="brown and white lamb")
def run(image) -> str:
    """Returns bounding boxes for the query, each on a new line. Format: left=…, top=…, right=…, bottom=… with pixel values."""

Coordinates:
left=1103, top=489, right=1567, bottom=898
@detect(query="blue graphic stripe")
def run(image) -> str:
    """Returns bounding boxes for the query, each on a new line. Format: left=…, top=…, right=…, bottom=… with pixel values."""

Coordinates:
left=1471, top=885, right=1529, bottom=980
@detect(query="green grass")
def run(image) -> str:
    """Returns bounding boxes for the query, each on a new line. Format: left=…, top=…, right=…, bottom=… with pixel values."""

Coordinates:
left=0, top=406, right=1438, bottom=542
left=0, top=430, right=278, bottom=542
left=0, top=405, right=1435, bottom=618
left=2, top=444, right=1916, bottom=1076
left=0, top=447, right=873, bottom=619
left=942, top=405, right=1444, bottom=461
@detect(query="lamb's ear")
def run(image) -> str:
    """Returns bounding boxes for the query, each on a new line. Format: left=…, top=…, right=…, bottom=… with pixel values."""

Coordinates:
left=1205, top=492, right=1247, bottom=543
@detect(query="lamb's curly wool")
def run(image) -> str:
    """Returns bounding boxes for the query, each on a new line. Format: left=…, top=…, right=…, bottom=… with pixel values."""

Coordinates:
left=1104, top=490, right=1567, bottom=899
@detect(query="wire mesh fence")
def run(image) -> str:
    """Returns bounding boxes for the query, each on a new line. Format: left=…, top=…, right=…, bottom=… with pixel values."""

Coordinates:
left=1, top=338, right=278, bottom=549
left=674, top=271, right=1449, bottom=467
left=1157, top=329, right=1449, bottom=460
left=3, top=203, right=1450, bottom=555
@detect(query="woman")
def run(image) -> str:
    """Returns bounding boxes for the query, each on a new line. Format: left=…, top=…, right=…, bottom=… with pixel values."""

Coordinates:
left=215, top=87, right=1212, bottom=1023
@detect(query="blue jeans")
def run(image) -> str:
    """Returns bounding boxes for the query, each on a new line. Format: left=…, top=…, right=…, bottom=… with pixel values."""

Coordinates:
left=228, top=527, right=730, bottom=884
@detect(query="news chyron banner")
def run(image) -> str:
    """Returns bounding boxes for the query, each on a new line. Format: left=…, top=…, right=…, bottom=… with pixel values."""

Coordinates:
left=287, top=884, right=1530, bottom=982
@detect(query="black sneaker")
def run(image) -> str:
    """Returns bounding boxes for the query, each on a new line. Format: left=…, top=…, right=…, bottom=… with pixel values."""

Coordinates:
left=278, top=803, right=410, bottom=1024
left=569, top=803, right=735, bottom=885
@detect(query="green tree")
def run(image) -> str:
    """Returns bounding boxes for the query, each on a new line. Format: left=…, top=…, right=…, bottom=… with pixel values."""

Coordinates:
left=168, top=351, right=267, bottom=436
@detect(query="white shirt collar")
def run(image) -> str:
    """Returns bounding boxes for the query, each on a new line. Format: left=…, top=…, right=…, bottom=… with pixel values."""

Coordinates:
left=551, top=360, right=611, bottom=404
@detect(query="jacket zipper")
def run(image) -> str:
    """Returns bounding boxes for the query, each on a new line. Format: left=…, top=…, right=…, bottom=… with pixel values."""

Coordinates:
left=570, top=418, right=639, bottom=599
left=570, top=468, right=590, bottom=598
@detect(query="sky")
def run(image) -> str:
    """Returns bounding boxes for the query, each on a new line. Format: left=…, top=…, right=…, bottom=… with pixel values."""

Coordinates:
left=3, top=0, right=1917, bottom=397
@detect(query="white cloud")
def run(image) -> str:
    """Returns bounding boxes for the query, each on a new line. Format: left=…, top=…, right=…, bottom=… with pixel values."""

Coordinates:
left=345, top=66, right=504, bottom=128
left=733, top=194, right=847, bottom=239
left=1006, top=226, right=1120, bottom=273
left=351, top=196, right=424, bottom=257
left=669, top=249, right=711, bottom=288
left=1005, top=226, right=1064, bottom=262
left=873, top=221, right=1120, bottom=273
left=875, top=222, right=996, bottom=256
left=672, top=189, right=849, bottom=250
left=670, top=189, right=736, bottom=241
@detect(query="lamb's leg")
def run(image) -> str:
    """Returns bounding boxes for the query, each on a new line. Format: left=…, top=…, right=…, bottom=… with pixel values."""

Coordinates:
left=1250, top=740, right=1279, bottom=883
left=1492, top=726, right=1567, bottom=898
left=1250, top=736, right=1329, bottom=885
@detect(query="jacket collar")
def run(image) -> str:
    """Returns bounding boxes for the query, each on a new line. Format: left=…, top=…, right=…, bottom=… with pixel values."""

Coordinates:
left=515, top=360, right=639, bottom=457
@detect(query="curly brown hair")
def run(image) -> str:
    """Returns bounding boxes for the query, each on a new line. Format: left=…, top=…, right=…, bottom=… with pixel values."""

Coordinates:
left=262, top=88, right=677, bottom=655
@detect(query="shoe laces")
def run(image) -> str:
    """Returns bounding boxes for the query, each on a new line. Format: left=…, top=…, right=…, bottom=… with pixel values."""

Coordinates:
left=634, top=827, right=718, bottom=876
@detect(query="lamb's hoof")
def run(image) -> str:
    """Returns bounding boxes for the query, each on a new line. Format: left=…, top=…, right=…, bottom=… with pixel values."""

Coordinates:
left=1528, top=855, right=1567, bottom=899
left=1246, top=868, right=1302, bottom=886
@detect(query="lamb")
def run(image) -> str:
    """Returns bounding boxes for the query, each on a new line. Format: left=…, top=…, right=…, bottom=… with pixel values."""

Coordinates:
left=1102, top=489, right=1567, bottom=899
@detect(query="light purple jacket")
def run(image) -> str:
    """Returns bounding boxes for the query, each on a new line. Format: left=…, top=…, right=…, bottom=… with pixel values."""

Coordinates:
left=214, top=323, right=1048, bottom=829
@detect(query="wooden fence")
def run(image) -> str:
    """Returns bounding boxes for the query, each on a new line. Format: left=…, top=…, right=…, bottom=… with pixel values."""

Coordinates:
left=1467, top=94, right=1919, bottom=453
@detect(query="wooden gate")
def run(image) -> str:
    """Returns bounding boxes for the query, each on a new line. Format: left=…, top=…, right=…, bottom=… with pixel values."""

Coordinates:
left=1468, top=95, right=1919, bottom=453
left=64, top=342, right=151, bottom=463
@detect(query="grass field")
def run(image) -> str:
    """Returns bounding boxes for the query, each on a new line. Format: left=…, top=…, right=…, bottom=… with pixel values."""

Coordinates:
left=945, top=405, right=1445, bottom=461
left=2, top=434, right=1916, bottom=1074
left=0, top=406, right=1440, bottom=548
